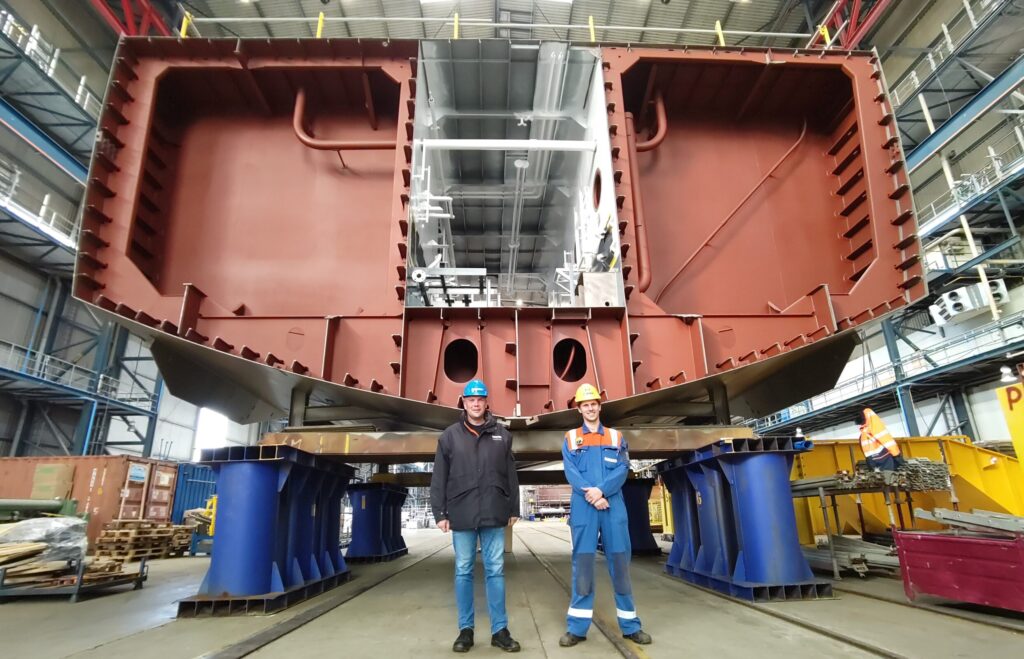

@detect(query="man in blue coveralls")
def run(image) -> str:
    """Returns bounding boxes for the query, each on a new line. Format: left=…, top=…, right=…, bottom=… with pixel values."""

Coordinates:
left=559, top=383, right=652, bottom=647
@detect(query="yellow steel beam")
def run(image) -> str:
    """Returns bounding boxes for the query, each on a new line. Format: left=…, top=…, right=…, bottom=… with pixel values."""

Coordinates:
left=792, top=436, right=1023, bottom=542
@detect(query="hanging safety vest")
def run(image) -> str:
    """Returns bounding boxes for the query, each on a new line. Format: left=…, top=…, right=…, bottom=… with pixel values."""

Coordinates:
left=859, top=409, right=901, bottom=458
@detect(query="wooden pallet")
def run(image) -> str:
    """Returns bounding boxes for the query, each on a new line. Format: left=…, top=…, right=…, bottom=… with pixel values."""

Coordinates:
left=104, top=520, right=171, bottom=530
left=94, top=548, right=165, bottom=561
left=97, top=535, right=168, bottom=544
left=1, top=555, right=127, bottom=589
left=101, top=528, right=174, bottom=538
left=95, top=544, right=162, bottom=553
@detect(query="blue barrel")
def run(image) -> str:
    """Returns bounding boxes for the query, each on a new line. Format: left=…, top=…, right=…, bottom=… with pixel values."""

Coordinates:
left=205, top=461, right=278, bottom=596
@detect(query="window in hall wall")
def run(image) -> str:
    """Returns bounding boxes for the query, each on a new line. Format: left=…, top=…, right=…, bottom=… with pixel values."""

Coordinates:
left=192, top=407, right=229, bottom=462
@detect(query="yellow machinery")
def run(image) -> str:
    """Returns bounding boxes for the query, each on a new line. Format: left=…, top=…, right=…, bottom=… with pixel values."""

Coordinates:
left=205, top=494, right=217, bottom=535
left=656, top=481, right=674, bottom=537
left=648, top=484, right=666, bottom=533
left=792, top=436, right=1023, bottom=544
left=652, top=436, right=1020, bottom=544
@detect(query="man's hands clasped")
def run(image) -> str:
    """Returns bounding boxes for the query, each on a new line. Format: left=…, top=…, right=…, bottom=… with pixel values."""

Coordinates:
left=583, top=487, right=609, bottom=510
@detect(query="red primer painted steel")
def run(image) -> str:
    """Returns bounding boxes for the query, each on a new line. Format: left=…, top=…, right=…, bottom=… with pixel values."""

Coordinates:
left=607, top=48, right=921, bottom=390
left=74, top=40, right=923, bottom=426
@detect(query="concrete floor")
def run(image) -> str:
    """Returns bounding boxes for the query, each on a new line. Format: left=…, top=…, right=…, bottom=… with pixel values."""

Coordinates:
left=1, top=523, right=1022, bottom=658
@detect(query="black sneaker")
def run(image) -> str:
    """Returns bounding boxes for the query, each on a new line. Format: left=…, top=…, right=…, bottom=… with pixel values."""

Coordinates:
left=490, top=628, right=521, bottom=653
left=623, top=630, right=652, bottom=645
left=559, top=633, right=586, bottom=647
left=453, top=628, right=474, bottom=653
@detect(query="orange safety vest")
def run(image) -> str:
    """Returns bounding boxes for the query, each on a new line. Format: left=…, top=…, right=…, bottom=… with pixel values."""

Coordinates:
left=564, top=425, right=622, bottom=450
left=858, top=409, right=900, bottom=458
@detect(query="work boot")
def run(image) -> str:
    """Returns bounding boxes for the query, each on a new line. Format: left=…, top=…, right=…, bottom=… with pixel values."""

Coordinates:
left=559, top=633, right=586, bottom=647
left=623, top=630, right=652, bottom=645
left=490, top=628, right=521, bottom=653
left=452, top=628, right=473, bottom=653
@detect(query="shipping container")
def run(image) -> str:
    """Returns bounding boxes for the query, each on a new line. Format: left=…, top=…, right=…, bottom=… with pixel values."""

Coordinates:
left=171, top=463, right=217, bottom=524
left=0, top=456, right=180, bottom=548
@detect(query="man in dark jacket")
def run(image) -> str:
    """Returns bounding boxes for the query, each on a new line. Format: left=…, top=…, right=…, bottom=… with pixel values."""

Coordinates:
left=431, top=379, right=521, bottom=654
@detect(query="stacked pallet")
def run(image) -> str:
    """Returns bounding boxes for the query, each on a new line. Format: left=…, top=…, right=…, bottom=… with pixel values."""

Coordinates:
left=0, top=542, right=127, bottom=587
left=168, top=526, right=192, bottom=557
left=94, top=520, right=193, bottom=560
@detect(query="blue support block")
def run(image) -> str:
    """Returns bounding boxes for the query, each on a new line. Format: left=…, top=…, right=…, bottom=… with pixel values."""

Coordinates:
left=720, top=452, right=814, bottom=586
left=205, top=461, right=279, bottom=596
left=386, top=486, right=409, bottom=555
left=689, top=461, right=739, bottom=588
left=656, top=437, right=832, bottom=602
left=660, top=459, right=700, bottom=578
left=620, top=479, right=662, bottom=556
left=346, top=482, right=409, bottom=563
left=177, top=445, right=355, bottom=616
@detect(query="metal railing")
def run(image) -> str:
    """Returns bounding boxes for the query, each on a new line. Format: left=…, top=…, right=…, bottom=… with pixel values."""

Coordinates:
left=889, top=0, right=1003, bottom=109
left=0, top=9, right=101, bottom=118
left=925, top=236, right=1024, bottom=272
left=0, top=339, right=159, bottom=411
left=916, top=118, right=1024, bottom=238
left=756, top=309, right=1024, bottom=430
left=185, top=14, right=812, bottom=45
left=0, top=151, right=79, bottom=246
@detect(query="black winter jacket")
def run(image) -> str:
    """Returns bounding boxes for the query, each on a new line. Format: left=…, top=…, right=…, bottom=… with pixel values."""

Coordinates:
left=430, top=411, right=520, bottom=531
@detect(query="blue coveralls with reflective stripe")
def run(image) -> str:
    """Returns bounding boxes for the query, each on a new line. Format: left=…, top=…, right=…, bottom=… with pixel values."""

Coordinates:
left=561, top=424, right=642, bottom=637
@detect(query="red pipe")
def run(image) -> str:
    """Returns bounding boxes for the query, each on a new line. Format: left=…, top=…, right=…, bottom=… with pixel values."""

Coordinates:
left=625, top=113, right=653, bottom=293
left=293, top=89, right=396, bottom=151
left=636, top=92, right=666, bottom=153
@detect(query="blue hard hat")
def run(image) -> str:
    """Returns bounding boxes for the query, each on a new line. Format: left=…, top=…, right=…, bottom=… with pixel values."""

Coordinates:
left=463, top=379, right=488, bottom=397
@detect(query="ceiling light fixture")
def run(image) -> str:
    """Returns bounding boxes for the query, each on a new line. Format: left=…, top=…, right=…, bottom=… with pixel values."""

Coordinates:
left=1001, top=365, right=1017, bottom=383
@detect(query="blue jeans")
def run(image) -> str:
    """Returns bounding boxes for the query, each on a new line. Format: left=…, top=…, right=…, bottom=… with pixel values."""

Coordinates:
left=452, top=526, right=508, bottom=634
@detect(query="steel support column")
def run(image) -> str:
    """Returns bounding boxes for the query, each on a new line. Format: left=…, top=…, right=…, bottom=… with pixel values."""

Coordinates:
left=7, top=400, right=30, bottom=457
left=883, top=319, right=920, bottom=436
left=140, top=376, right=163, bottom=457
left=950, top=389, right=977, bottom=440
left=71, top=399, right=98, bottom=455
left=41, top=281, right=68, bottom=355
